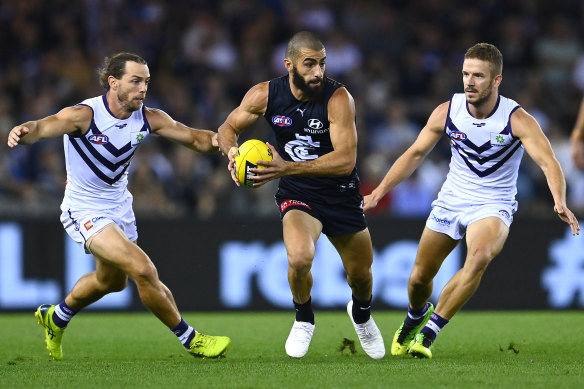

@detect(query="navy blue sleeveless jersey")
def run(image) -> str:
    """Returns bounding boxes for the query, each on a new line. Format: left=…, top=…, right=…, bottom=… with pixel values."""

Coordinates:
left=265, top=75, right=360, bottom=204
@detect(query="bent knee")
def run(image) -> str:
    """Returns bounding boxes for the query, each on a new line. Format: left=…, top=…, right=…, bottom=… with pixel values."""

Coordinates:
left=409, top=268, right=433, bottom=288
left=130, top=261, right=159, bottom=284
left=96, top=275, right=128, bottom=294
left=287, top=245, right=315, bottom=271
left=107, top=277, right=128, bottom=293
left=346, top=268, right=372, bottom=287
left=465, top=249, right=494, bottom=275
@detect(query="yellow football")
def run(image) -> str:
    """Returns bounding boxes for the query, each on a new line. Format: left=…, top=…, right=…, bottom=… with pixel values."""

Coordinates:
left=234, top=139, right=273, bottom=188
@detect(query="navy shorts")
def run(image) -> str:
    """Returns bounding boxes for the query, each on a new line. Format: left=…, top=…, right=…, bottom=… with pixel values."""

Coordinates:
left=275, top=189, right=367, bottom=237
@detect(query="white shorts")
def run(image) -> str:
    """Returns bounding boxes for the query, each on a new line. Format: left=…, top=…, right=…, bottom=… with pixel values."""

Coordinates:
left=60, top=195, right=137, bottom=253
left=425, top=203, right=515, bottom=240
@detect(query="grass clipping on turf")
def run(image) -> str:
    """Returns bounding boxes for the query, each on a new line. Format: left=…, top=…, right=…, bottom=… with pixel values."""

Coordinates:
left=338, top=338, right=356, bottom=355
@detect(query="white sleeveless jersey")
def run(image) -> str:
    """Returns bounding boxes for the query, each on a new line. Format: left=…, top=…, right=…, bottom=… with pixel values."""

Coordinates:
left=61, top=95, right=151, bottom=210
left=434, top=93, right=524, bottom=208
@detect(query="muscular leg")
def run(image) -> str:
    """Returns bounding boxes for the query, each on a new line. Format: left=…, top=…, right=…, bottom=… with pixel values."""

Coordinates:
left=282, top=210, right=323, bottom=304
left=65, top=255, right=128, bottom=311
left=328, top=228, right=374, bottom=302
left=434, top=217, right=509, bottom=319
left=330, top=227, right=385, bottom=359
left=408, top=227, right=459, bottom=310
left=82, top=224, right=181, bottom=328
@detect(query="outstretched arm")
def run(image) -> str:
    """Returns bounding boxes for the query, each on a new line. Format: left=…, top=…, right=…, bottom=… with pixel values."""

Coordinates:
left=363, top=102, right=448, bottom=212
left=513, top=108, right=580, bottom=235
left=217, top=82, right=268, bottom=185
left=146, top=108, right=218, bottom=153
left=570, top=97, right=584, bottom=169
left=7, top=105, right=92, bottom=147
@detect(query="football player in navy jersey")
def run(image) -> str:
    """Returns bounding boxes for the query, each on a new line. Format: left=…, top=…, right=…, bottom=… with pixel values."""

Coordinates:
left=364, top=43, right=579, bottom=358
left=218, top=31, right=385, bottom=359
left=7, top=52, right=230, bottom=360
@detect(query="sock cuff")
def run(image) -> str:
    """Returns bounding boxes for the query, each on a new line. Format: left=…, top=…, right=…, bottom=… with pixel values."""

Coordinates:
left=351, top=294, right=372, bottom=308
left=293, top=296, right=312, bottom=308
left=430, top=312, right=449, bottom=327
left=407, top=302, right=429, bottom=320
left=171, top=318, right=189, bottom=335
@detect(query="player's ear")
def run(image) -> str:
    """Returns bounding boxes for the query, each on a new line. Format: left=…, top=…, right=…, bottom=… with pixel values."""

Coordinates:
left=284, top=58, right=293, bottom=72
left=108, top=75, right=118, bottom=91
left=493, top=74, right=502, bottom=88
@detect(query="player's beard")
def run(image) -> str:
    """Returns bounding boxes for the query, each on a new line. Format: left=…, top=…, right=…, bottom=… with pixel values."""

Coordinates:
left=466, top=79, right=495, bottom=108
left=117, top=88, right=144, bottom=113
left=291, top=66, right=325, bottom=101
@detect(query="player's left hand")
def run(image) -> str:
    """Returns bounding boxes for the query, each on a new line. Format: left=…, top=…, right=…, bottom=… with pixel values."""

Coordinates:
left=248, top=142, right=288, bottom=186
left=227, top=146, right=240, bottom=186
left=554, top=204, right=580, bottom=235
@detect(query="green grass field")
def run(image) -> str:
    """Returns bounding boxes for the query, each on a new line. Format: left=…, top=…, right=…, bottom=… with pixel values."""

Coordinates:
left=1, top=310, right=582, bottom=388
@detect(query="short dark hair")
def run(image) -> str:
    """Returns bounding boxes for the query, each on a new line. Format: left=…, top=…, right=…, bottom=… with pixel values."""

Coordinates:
left=98, top=52, right=147, bottom=91
left=464, top=43, right=503, bottom=77
left=285, top=31, right=325, bottom=63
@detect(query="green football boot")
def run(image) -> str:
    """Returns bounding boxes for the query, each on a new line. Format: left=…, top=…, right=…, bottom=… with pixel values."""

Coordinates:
left=35, top=304, right=65, bottom=360
left=408, top=332, right=433, bottom=359
left=391, top=303, right=434, bottom=355
left=188, top=331, right=231, bottom=358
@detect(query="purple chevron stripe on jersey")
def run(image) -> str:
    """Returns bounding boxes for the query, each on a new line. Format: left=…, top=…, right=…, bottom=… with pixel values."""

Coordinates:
left=454, top=141, right=523, bottom=177
left=446, top=120, right=491, bottom=153
left=452, top=138, right=522, bottom=166
left=78, top=136, right=135, bottom=171
left=69, top=138, right=130, bottom=185
left=86, top=121, right=148, bottom=157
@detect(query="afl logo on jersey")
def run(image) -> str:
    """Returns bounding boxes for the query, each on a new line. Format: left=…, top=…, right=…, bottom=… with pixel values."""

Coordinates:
left=272, top=115, right=292, bottom=127
left=307, top=119, right=323, bottom=130
left=449, top=131, right=467, bottom=141
left=88, top=134, right=110, bottom=144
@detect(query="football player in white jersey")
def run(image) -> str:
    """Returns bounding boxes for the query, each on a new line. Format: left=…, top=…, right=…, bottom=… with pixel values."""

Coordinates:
left=7, top=52, right=231, bottom=360
left=364, top=43, right=580, bottom=358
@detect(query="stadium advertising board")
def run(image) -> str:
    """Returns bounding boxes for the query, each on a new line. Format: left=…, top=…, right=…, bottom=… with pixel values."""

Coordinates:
left=0, top=217, right=582, bottom=311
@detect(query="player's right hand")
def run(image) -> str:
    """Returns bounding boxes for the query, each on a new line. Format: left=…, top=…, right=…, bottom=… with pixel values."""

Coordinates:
left=7, top=125, right=29, bottom=147
left=362, top=193, right=379, bottom=212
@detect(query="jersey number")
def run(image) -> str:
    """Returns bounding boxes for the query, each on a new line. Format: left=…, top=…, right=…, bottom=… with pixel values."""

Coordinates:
left=284, top=134, right=320, bottom=161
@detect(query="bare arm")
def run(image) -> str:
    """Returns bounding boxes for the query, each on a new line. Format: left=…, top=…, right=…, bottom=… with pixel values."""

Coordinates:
left=249, top=87, right=358, bottom=187
left=363, top=102, right=449, bottom=212
left=570, top=97, right=584, bottom=169
left=287, top=87, right=357, bottom=176
left=217, top=82, right=268, bottom=185
left=513, top=108, right=580, bottom=235
left=146, top=108, right=218, bottom=153
left=7, top=105, right=92, bottom=147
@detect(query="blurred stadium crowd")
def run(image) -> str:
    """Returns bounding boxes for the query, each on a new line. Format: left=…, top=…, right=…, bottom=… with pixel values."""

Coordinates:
left=1, top=0, right=584, bottom=219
